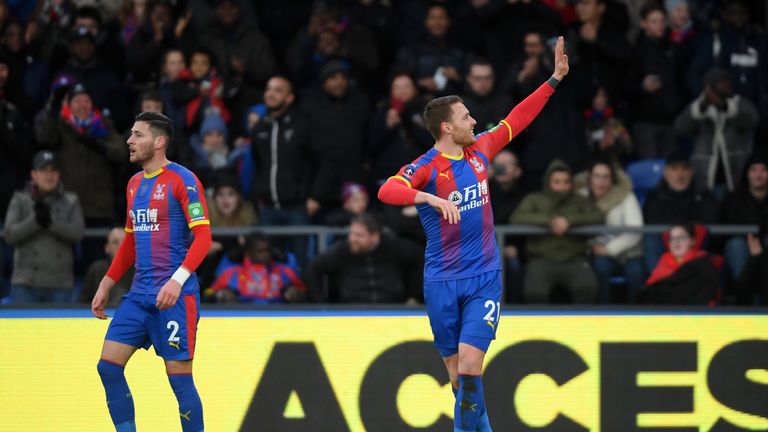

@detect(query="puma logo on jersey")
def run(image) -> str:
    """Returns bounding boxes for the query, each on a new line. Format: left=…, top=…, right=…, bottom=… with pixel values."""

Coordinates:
left=486, top=321, right=495, bottom=330
left=180, top=410, right=192, bottom=421
left=438, top=172, right=450, bottom=179
left=169, top=341, right=181, bottom=350
left=186, top=185, right=197, bottom=193
left=129, top=187, right=135, bottom=197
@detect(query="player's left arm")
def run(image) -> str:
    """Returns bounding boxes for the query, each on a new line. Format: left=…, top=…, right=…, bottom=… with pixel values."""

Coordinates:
left=474, top=36, right=569, bottom=160
left=156, top=174, right=212, bottom=310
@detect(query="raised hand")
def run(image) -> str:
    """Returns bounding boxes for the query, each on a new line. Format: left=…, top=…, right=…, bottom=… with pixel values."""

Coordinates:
left=553, top=36, right=569, bottom=80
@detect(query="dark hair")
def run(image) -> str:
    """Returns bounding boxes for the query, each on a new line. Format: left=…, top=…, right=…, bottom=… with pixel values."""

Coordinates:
left=244, top=231, right=269, bottom=251
left=268, top=75, right=295, bottom=94
left=670, top=222, right=696, bottom=238
left=76, top=6, right=102, bottom=26
left=588, top=158, right=617, bottom=185
left=189, top=48, right=215, bottom=67
left=135, top=111, right=174, bottom=143
left=423, top=95, right=463, bottom=140
left=466, top=56, right=492, bottom=72
left=140, top=90, right=163, bottom=104
left=640, top=0, right=665, bottom=19
left=350, top=213, right=381, bottom=234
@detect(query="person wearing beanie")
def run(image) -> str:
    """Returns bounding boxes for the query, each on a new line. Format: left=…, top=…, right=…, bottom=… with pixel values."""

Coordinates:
left=721, top=153, right=768, bottom=281
left=674, top=67, right=759, bottom=196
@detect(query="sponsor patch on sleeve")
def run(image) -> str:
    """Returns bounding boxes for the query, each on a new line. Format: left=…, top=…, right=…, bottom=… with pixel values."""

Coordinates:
left=187, top=202, right=205, bottom=221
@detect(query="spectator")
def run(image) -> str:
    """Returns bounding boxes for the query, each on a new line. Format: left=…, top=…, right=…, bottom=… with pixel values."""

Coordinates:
left=156, top=49, right=187, bottom=140
left=287, top=1, right=380, bottom=94
left=4, top=150, right=84, bottom=303
left=196, top=175, right=256, bottom=290
left=79, top=227, right=133, bottom=307
left=568, top=0, right=631, bottom=102
left=188, top=108, right=237, bottom=188
left=721, top=154, right=768, bottom=281
left=579, top=160, right=645, bottom=303
left=627, top=1, right=684, bottom=160
left=489, top=149, right=525, bottom=303
left=687, top=0, right=768, bottom=131
left=393, top=3, right=466, bottom=97
left=198, top=0, right=277, bottom=135
left=507, top=32, right=595, bottom=190
left=0, top=54, right=35, bottom=222
left=208, top=175, right=258, bottom=228
left=251, top=76, right=312, bottom=224
left=36, top=83, right=126, bottom=226
left=301, top=61, right=370, bottom=215
left=643, top=151, right=719, bottom=270
left=71, top=6, right=127, bottom=81
left=460, top=58, right=512, bottom=133
left=666, top=0, right=698, bottom=100
left=125, top=0, right=193, bottom=84
left=54, top=25, right=127, bottom=129
left=324, top=182, right=370, bottom=227
left=308, top=213, right=422, bottom=303
left=675, top=68, right=759, bottom=196
left=368, top=73, right=432, bottom=185
left=733, top=227, right=768, bottom=305
left=118, top=0, right=148, bottom=45
left=584, top=87, right=632, bottom=162
left=511, top=159, right=603, bottom=304
left=640, top=223, right=719, bottom=304
left=172, top=48, right=231, bottom=133
left=469, top=0, right=562, bottom=75
left=0, top=20, right=50, bottom=116
left=209, top=232, right=306, bottom=304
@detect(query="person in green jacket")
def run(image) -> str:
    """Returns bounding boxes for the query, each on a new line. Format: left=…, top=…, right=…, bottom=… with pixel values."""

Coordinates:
left=511, top=159, right=604, bottom=303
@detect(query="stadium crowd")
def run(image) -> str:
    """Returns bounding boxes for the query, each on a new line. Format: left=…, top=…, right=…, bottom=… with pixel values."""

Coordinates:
left=0, top=0, right=767, bottom=306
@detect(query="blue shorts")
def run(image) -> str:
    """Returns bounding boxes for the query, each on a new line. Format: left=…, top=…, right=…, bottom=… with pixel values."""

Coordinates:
left=105, top=291, right=200, bottom=361
left=424, top=270, right=502, bottom=358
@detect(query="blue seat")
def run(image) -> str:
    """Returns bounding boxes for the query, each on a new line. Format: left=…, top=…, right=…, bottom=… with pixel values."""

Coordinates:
left=626, top=159, right=665, bottom=206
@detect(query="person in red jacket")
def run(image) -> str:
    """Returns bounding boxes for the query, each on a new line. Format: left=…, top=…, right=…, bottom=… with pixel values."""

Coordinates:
left=641, top=223, right=719, bottom=304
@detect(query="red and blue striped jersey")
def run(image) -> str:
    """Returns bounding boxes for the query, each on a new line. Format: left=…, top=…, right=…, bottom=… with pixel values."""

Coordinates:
left=390, top=120, right=515, bottom=281
left=124, top=162, right=210, bottom=295
left=211, top=259, right=306, bottom=303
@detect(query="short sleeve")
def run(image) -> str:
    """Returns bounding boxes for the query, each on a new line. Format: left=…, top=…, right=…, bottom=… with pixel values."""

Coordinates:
left=124, top=177, right=138, bottom=233
left=173, top=172, right=211, bottom=228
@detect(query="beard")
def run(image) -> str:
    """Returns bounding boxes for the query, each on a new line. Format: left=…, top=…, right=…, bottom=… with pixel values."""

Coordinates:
left=130, top=147, right=155, bottom=165
left=455, top=130, right=476, bottom=147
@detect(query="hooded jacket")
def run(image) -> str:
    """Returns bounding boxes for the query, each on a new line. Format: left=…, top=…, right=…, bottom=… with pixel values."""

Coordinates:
left=511, top=160, right=604, bottom=262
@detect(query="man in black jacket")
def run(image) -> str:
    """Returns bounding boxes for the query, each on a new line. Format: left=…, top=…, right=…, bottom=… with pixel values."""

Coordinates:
left=251, top=76, right=313, bottom=264
left=721, top=153, right=768, bottom=280
left=308, top=213, right=423, bottom=303
left=300, top=61, right=370, bottom=215
left=643, top=152, right=719, bottom=271
left=251, top=76, right=312, bottom=219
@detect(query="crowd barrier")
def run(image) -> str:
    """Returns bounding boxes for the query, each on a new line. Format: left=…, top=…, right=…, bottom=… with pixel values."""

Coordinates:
left=1, top=307, right=766, bottom=431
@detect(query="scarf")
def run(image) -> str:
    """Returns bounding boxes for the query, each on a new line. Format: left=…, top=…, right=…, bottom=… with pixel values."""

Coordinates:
left=60, top=104, right=109, bottom=139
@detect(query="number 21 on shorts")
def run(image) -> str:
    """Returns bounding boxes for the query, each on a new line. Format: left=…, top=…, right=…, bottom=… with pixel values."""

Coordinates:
left=483, top=300, right=501, bottom=330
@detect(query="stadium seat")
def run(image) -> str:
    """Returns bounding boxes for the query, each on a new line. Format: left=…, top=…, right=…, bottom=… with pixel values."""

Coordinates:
left=626, top=159, right=665, bottom=206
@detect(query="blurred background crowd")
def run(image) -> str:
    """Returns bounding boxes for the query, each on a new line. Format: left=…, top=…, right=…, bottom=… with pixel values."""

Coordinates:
left=1, top=0, right=767, bottom=306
